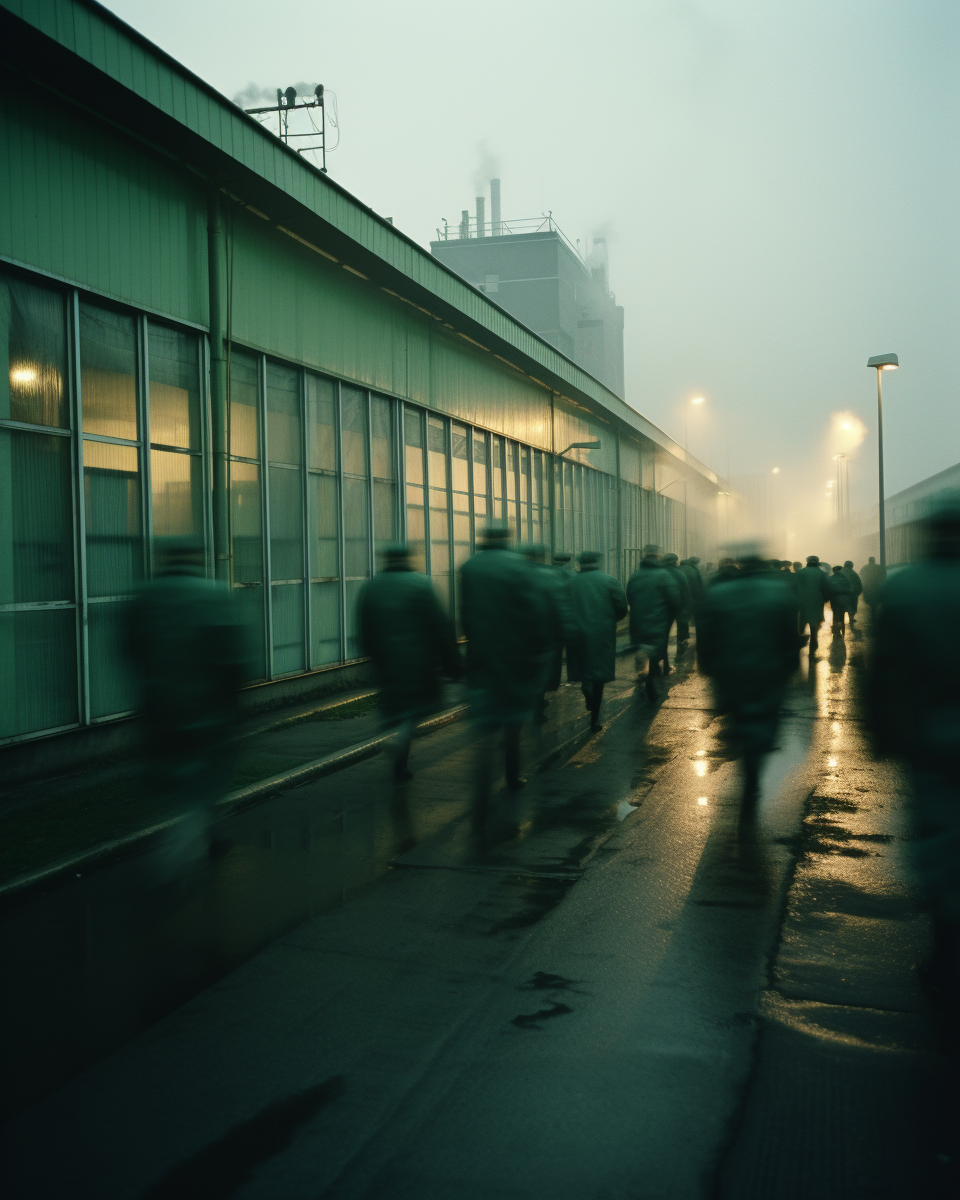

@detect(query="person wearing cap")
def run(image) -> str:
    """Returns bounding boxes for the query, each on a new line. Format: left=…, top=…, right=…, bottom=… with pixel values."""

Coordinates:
left=698, top=547, right=800, bottom=814
left=662, top=553, right=693, bottom=651
left=867, top=491, right=960, bottom=1029
left=359, top=543, right=460, bottom=782
left=125, top=540, right=249, bottom=879
left=707, top=557, right=740, bottom=587
left=824, top=564, right=854, bottom=638
left=859, top=555, right=886, bottom=621
left=566, top=551, right=628, bottom=731
left=627, top=545, right=682, bottom=701
left=795, top=555, right=830, bottom=650
left=679, top=557, right=706, bottom=616
left=460, top=524, right=551, bottom=835
left=522, top=544, right=578, bottom=720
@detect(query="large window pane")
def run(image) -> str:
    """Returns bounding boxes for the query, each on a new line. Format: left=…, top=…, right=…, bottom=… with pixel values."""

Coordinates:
left=0, top=428, right=74, bottom=604
left=0, top=610, right=78, bottom=738
left=267, top=362, right=301, bottom=466
left=306, top=373, right=337, bottom=471
left=343, top=476, right=370, bottom=578
left=1, top=275, right=67, bottom=428
left=268, top=465, right=303, bottom=581
left=230, top=460, right=265, bottom=679
left=371, top=396, right=396, bottom=545
left=309, top=472, right=339, bottom=580
left=404, top=405, right=424, bottom=485
left=151, top=450, right=202, bottom=540
left=80, top=305, right=137, bottom=441
left=87, top=601, right=136, bottom=718
left=229, top=350, right=260, bottom=460
left=310, top=581, right=340, bottom=667
left=83, top=440, right=141, bottom=597
left=341, top=386, right=368, bottom=477
left=344, top=579, right=365, bottom=660
left=147, top=323, right=200, bottom=449
left=271, top=582, right=304, bottom=676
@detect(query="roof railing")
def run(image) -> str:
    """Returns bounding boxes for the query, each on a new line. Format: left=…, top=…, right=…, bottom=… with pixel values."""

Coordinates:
left=435, top=214, right=584, bottom=261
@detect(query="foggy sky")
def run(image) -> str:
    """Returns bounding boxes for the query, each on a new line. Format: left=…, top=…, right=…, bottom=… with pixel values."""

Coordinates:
left=106, top=0, right=959, bottom=519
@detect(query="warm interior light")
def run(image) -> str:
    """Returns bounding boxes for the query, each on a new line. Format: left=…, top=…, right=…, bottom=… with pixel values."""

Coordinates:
left=691, top=396, right=705, bottom=404
left=772, top=467, right=780, bottom=474
left=697, top=797, right=708, bottom=806
left=10, top=367, right=37, bottom=385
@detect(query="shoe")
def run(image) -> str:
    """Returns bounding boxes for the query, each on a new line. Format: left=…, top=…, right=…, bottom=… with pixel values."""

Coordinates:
left=590, top=721, right=603, bottom=732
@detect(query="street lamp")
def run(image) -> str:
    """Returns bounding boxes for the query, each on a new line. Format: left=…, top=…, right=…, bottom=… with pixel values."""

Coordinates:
left=558, top=439, right=601, bottom=457
left=867, top=352, right=899, bottom=568
left=685, top=396, right=705, bottom=452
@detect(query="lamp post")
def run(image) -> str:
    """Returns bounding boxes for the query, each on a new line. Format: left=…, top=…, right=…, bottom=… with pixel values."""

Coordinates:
left=867, top=353, right=898, bottom=568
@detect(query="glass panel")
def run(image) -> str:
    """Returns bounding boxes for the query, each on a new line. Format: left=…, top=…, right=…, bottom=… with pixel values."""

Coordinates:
left=404, top=406, right=423, bottom=485
left=340, top=385, right=368, bottom=478
left=150, top=450, right=202, bottom=541
left=310, top=580, right=340, bottom=667
left=268, top=464, right=304, bottom=581
left=453, top=491, right=470, bottom=571
left=229, top=350, right=260, bottom=460
left=147, top=322, right=199, bottom=449
left=451, top=423, right=468, bottom=493
left=405, top=483, right=425, bottom=551
left=506, top=440, right=519, bottom=537
left=0, top=609, right=78, bottom=738
left=0, top=274, right=67, bottom=427
left=271, top=582, right=304, bottom=675
left=306, top=374, right=337, bottom=471
left=266, top=362, right=301, bottom=466
left=344, top=579, right=365, bottom=660
left=230, top=460, right=265, bottom=680
left=373, top=479, right=396, bottom=545
left=472, top=430, right=487, bottom=497
left=87, top=601, right=137, bottom=718
left=308, top=472, right=339, bottom=579
left=83, top=439, right=141, bottom=598
left=0, top=428, right=74, bottom=604
left=343, top=476, right=370, bottom=579
left=80, top=304, right=137, bottom=441
left=492, top=437, right=506, bottom=522
left=427, top=415, right=447, bottom=489
left=371, top=395, right=394, bottom=481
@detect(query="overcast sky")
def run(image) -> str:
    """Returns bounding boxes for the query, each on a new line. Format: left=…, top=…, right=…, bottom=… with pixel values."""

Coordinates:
left=108, top=0, right=958, bottom=520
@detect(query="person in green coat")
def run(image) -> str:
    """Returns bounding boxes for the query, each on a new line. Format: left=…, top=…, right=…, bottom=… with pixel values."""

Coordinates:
left=859, top=556, right=886, bottom=621
left=567, top=551, right=628, bottom=730
left=824, top=564, right=854, bottom=639
left=841, top=560, right=863, bottom=627
left=522, top=543, right=579, bottom=717
left=866, top=492, right=960, bottom=1029
left=125, top=541, right=249, bottom=877
left=460, top=525, right=551, bottom=830
left=662, top=553, right=693, bottom=649
left=795, top=555, right=830, bottom=650
left=359, top=543, right=461, bottom=781
left=697, top=548, right=800, bottom=814
left=627, top=546, right=682, bottom=701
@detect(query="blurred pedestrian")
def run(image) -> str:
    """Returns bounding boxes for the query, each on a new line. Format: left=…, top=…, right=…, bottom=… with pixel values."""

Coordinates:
left=860, top=555, right=886, bottom=621
left=840, top=560, right=863, bottom=628
left=825, top=564, right=854, bottom=638
left=567, top=551, right=628, bottom=731
left=662, top=552, right=693, bottom=650
left=523, top=544, right=578, bottom=721
left=867, top=492, right=960, bottom=1044
left=126, top=541, right=248, bottom=878
left=698, top=548, right=800, bottom=815
left=627, top=545, right=682, bottom=701
left=795, top=555, right=829, bottom=650
left=359, top=543, right=460, bottom=782
left=680, top=556, right=706, bottom=621
left=460, top=525, right=550, bottom=840
left=708, top=557, right=740, bottom=587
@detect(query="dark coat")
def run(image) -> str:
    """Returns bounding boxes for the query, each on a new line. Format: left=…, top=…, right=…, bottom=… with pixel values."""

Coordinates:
left=841, top=566, right=863, bottom=597
left=679, top=562, right=706, bottom=608
left=860, top=561, right=886, bottom=606
left=795, top=564, right=829, bottom=626
left=359, top=566, right=460, bottom=721
left=824, top=571, right=854, bottom=611
left=567, top=565, right=628, bottom=683
left=627, top=562, right=682, bottom=655
left=535, top=562, right=580, bottom=691
left=697, top=567, right=800, bottom=756
left=460, top=547, right=551, bottom=724
left=664, top=562, right=693, bottom=617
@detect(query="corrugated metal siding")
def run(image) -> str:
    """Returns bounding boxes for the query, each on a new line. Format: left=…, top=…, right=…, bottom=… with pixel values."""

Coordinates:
left=0, top=85, right=206, bottom=325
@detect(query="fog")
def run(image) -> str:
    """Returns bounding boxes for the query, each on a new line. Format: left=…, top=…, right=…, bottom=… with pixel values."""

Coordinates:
left=106, top=0, right=959, bottom=539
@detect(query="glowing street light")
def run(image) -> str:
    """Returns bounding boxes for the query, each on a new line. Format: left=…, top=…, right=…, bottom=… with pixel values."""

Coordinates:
left=867, top=352, right=899, bottom=568
left=685, top=395, right=705, bottom=451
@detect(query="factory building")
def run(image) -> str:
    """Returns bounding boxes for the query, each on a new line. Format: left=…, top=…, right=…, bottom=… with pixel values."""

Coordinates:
left=0, top=0, right=729, bottom=763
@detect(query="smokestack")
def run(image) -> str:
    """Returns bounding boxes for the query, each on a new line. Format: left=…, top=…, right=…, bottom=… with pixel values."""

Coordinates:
left=490, top=178, right=501, bottom=236
left=459, top=209, right=469, bottom=239
left=476, top=196, right=485, bottom=238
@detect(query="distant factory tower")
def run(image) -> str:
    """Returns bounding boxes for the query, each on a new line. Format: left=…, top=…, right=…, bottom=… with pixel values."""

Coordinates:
left=430, top=180, right=625, bottom=397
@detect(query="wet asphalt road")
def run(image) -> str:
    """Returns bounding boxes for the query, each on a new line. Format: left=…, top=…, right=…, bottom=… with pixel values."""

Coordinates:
left=0, top=623, right=941, bottom=1198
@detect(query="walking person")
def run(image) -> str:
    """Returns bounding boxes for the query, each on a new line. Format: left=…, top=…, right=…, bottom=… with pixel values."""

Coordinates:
left=840, top=560, right=863, bottom=629
left=825, top=564, right=854, bottom=639
left=567, top=551, right=628, bottom=731
left=795, top=555, right=830, bottom=650
left=125, top=540, right=249, bottom=881
left=460, top=524, right=550, bottom=843
left=627, top=545, right=682, bottom=702
left=697, top=548, right=800, bottom=817
left=662, top=553, right=693, bottom=652
left=359, top=543, right=461, bottom=782
left=522, top=543, right=578, bottom=721
left=860, top=555, right=886, bottom=623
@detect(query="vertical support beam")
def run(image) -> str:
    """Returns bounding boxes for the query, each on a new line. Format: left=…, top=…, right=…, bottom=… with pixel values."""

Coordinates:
left=366, top=389, right=375, bottom=579
left=207, top=189, right=231, bottom=583
left=259, top=356, right=273, bottom=679
left=69, top=291, right=90, bottom=726
left=336, top=380, right=347, bottom=663
left=615, top=430, right=623, bottom=582
left=136, top=314, right=153, bottom=579
left=397, top=398, right=406, bottom=542
left=300, top=368, right=311, bottom=670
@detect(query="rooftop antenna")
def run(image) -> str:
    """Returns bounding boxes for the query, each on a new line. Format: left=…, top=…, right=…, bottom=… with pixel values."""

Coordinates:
left=244, top=84, right=328, bottom=172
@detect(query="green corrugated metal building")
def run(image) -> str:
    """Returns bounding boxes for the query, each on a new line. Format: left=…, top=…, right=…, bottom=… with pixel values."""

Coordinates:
left=0, top=0, right=731, bottom=763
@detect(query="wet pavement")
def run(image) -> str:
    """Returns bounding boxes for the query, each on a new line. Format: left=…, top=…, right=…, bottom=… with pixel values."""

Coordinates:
left=0, top=624, right=943, bottom=1198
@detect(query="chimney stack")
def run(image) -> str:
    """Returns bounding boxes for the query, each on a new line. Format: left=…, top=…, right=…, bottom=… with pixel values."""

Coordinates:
left=459, top=209, right=469, bottom=239
left=476, top=195, right=485, bottom=238
left=490, top=178, right=501, bottom=236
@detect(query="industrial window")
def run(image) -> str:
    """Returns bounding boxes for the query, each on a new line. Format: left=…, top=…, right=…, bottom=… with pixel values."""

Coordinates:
left=267, top=361, right=305, bottom=676
left=306, top=371, right=340, bottom=667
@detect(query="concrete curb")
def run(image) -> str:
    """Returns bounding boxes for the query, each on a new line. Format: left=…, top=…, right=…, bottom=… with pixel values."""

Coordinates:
left=0, top=704, right=469, bottom=908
